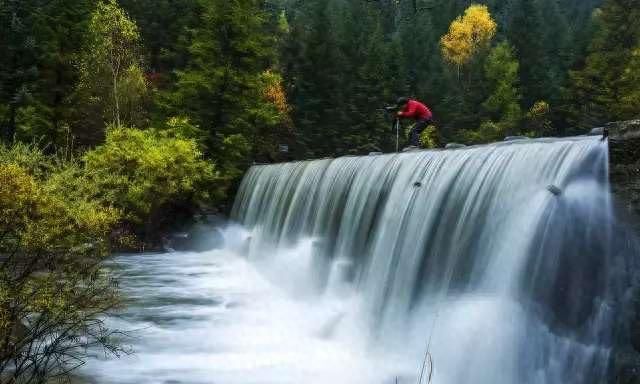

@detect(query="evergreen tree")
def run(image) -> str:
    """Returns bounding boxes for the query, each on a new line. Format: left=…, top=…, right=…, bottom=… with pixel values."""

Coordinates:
left=568, top=0, right=640, bottom=129
left=469, top=40, right=522, bottom=143
left=507, top=0, right=551, bottom=108
left=0, top=0, right=40, bottom=142
left=165, top=0, right=288, bottom=163
left=332, top=0, right=402, bottom=153
left=29, top=0, right=93, bottom=145
left=483, top=41, right=521, bottom=124
left=118, top=0, right=200, bottom=79
left=283, top=0, right=345, bottom=157
left=0, top=0, right=94, bottom=146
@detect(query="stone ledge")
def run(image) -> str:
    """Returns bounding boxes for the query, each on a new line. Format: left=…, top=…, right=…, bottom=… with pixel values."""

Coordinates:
left=609, top=120, right=640, bottom=222
left=608, top=119, right=640, bottom=140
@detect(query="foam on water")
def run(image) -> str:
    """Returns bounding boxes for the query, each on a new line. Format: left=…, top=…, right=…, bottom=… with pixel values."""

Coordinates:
left=83, top=248, right=410, bottom=384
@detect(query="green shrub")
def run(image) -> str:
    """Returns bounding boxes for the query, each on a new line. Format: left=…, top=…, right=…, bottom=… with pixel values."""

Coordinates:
left=82, top=127, right=221, bottom=234
left=0, top=160, right=123, bottom=383
left=0, top=142, right=55, bottom=179
left=420, top=125, right=439, bottom=149
left=157, top=116, right=204, bottom=141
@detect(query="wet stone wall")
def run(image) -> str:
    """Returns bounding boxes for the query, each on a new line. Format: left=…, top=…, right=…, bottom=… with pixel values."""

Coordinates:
left=608, top=120, right=640, bottom=384
left=610, top=120, right=640, bottom=226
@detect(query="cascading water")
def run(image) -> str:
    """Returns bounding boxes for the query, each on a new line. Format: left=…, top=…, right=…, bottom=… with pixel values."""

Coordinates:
left=82, top=137, right=632, bottom=384
left=231, top=137, right=618, bottom=383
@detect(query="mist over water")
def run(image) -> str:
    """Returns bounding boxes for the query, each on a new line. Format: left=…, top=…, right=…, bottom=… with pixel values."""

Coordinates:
left=83, top=137, right=623, bottom=384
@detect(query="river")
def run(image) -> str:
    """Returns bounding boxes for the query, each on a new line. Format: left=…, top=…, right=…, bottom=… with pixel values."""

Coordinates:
left=81, top=237, right=415, bottom=384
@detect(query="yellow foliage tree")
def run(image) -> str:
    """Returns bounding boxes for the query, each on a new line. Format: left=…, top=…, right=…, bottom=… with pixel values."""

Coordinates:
left=0, top=157, right=122, bottom=383
left=440, top=4, right=497, bottom=69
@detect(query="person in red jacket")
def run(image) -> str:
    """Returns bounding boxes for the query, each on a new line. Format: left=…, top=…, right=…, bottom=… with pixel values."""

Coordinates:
left=396, top=97, right=434, bottom=148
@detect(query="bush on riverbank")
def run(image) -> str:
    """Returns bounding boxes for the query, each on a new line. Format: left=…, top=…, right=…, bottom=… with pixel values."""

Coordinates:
left=0, top=127, right=222, bottom=381
left=2, top=127, right=222, bottom=249
left=0, top=156, right=122, bottom=383
left=81, top=127, right=221, bottom=247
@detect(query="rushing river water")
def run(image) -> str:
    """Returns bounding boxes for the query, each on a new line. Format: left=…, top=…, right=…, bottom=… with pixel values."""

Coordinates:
left=82, top=243, right=414, bottom=384
left=83, top=137, right=632, bottom=384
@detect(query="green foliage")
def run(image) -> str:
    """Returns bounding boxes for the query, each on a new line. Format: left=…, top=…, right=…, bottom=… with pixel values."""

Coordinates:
left=507, top=0, right=552, bottom=108
left=0, top=142, right=55, bottom=178
left=1, top=125, right=221, bottom=245
left=419, top=125, right=439, bottom=149
left=83, top=127, right=220, bottom=229
left=117, top=64, right=149, bottom=125
left=0, top=0, right=612, bottom=160
left=159, top=116, right=205, bottom=141
left=478, top=41, right=522, bottom=141
left=463, top=120, right=504, bottom=145
left=0, top=143, right=120, bottom=251
left=75, top=0, right=146, bottom=137
left=0, top=0, right=41, bottom=142
left=619, top=47, right=640, bottom=116
left=163, top=0, right=284, bottom=158
left=218, top=134, right=252, bottom=181
left=117, top=0, right=200, bottom=76
left=0, top=144, right=123, bottom=383
left=483, top=42, right=521, bottom=121
left=568, top=0, right=640, bottom=130
left=524, top=101, right=553, bottom=137
left=281, top=0, right=606, bottom=152
left=284, top=0, right=403, bottom=156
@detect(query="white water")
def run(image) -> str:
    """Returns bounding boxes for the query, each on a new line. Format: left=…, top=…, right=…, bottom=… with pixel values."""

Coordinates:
left=82, top=246, right=412, bottom=384
left=83, top=137, right=618, bottom=383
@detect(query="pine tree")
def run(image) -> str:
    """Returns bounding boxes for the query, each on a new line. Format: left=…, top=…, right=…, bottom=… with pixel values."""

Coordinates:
left=471, top=41, right=522, bottom=143
left=165, top=0, right=287, bottom=163
left=483, top=41, right=521, bottom=123
left=118, top=0, right=200, bottom=77
left=283, top=0, right=345, bottom=157
left=568, top=0, right=640, bottom=130
left=0, top=0, right=40, bottom=142
left=32, top=0, right=93, bottom=145
left=507, top=0, right=551, bottom=108
left=0, top=0, right=95, bottom=146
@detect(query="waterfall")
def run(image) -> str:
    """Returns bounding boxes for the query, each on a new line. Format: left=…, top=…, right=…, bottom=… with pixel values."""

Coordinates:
left=231, top=137, right=621, bottom=383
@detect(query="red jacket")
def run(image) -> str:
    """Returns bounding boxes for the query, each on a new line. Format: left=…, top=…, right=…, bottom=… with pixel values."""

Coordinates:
left=399, top=100, right=432, bottom=121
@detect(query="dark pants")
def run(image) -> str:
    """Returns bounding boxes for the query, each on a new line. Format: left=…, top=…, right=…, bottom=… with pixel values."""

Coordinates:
left=409, top=119, right=432, bottom=147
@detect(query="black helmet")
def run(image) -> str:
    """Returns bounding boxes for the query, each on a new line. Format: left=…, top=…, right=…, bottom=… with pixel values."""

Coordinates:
left=396, top=97, right=409, bottom=106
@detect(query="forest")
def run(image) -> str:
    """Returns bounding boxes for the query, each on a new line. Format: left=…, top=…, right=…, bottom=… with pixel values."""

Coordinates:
left=1, top=0, right=640, bottom=382
left=3, top=0, right=640, bottom=162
